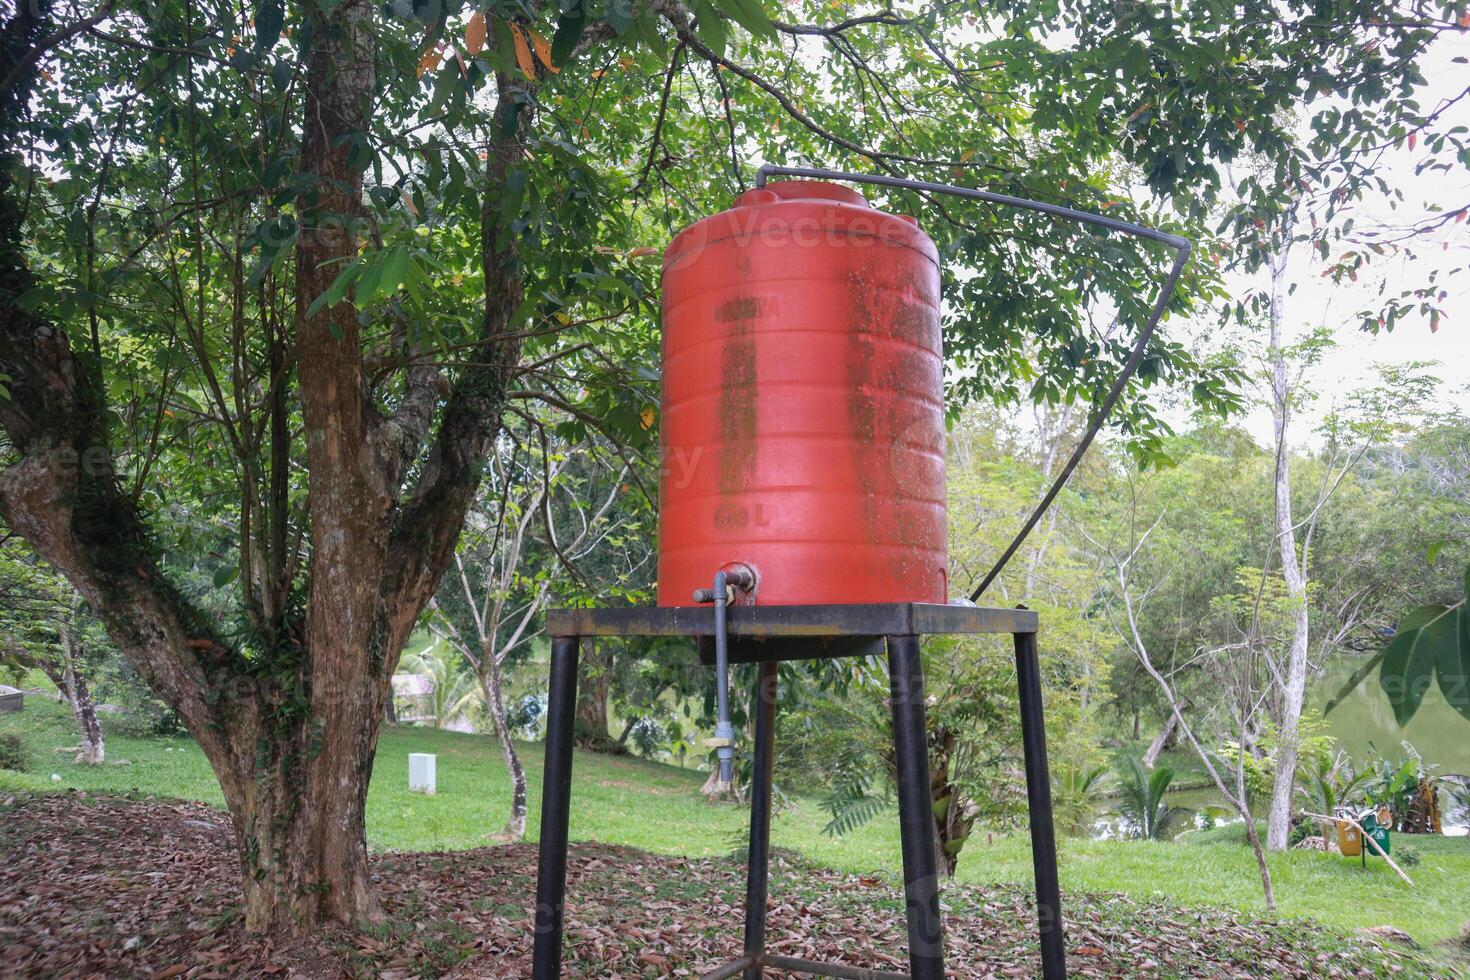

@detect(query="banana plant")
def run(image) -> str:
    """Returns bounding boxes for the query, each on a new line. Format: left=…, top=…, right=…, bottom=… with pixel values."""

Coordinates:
left=1296, top=749, right=1368, bottom=817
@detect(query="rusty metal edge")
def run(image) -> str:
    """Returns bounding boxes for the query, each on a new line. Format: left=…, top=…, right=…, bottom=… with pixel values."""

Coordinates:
left=546, top=603, right=1037, bottom=638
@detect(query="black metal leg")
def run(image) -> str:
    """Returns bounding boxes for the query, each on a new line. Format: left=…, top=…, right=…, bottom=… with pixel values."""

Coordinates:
left=886, top=634, right=944, bottom=980
left=1014, top=630, right=1067, bottom=980
left=533, top=635, right=581, bottom=980
left=741, top=660, right=779, bottom=979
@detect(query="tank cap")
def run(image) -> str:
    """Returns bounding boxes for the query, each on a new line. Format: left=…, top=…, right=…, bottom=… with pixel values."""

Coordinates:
left=738, top=180, right=868, bottom=208
left=733, top=188, right=779, bottom=207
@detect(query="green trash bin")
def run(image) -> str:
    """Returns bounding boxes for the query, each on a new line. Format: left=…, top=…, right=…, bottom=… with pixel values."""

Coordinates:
left=1359, top=809, right=1391, bottom=856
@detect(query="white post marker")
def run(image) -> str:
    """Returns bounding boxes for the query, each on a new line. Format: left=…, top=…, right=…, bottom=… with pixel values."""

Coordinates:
left=408, top=753, right=437, bottom=795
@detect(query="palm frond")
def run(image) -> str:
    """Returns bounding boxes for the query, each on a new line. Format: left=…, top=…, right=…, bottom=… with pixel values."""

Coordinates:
left=820, top=764, right=890, bottom=838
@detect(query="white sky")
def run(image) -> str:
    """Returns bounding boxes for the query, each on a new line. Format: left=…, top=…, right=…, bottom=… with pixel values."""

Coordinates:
left=1223, top=29, right=1470, bottom=445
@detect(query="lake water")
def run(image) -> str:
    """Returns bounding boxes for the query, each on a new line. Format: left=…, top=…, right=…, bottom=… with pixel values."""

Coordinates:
left=1316, top=657, right=1470, bottom=776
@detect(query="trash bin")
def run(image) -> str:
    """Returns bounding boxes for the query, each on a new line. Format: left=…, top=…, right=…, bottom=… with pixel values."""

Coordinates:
left=1335, top=818, right=1363, bottom=857
left=1359, top=809, right=1390, bottom=856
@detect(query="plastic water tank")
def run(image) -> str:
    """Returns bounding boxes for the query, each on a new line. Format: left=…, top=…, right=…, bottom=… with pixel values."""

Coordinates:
left=657, top=180, right=946, bottom=606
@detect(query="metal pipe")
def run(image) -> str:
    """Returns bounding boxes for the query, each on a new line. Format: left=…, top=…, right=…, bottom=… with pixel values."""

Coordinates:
left=886, top=634, right=944, bottom=980
left=755, top=164, right=1188, bottom=248
left=712, top=570, right=735, bottom=784
left=694, top=563, right=757, bottom=604
left=763, top=955, right=910, bottom=979
left=751, top=164, right=1192, bottom=601
left=700, top=955, right=759, bottom=980
left=1015, top=628, right=1068, bottom=980
left=532, top=635, right=582, bottom=980
left=742, top=661, right=779, bottom=979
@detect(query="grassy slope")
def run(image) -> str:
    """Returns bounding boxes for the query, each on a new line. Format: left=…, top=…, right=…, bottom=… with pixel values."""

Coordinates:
left=4, top=691, right=1468, bottom=948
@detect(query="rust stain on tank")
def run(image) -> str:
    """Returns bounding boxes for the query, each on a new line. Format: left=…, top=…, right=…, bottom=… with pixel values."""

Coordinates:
left=715, top=296, right=763, bottom=322
left=845, top=272, right=884, bottom=553
left=719, top=297, right=758, bottom=496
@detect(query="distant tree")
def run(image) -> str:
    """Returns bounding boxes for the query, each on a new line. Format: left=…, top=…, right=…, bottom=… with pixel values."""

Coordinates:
left=431, top=425, right=637, bottom=839
left=0, top=547, right=106, bottom=763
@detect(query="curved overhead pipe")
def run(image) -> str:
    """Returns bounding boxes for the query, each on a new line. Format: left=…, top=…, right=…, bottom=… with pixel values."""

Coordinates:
left=754, top=165, right=1192, bottom=601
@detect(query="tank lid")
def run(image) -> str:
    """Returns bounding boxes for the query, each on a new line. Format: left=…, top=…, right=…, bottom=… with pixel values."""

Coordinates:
left=735, top=180, right=868, bottom=208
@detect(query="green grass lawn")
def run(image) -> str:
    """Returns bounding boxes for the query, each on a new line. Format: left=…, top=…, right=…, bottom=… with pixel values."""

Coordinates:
left=4, top=688, right=1468, bottom=950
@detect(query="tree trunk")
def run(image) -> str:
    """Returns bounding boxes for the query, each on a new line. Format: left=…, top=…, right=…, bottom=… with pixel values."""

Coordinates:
left=575, top=638, right=618, bottom=751
left=227, top=706, right=376, bottom=931
left=57, top=625, right=103, bottom=765
left=1265, top=240, right=1311, bottom=852
left=0, top=0, right=529, bottom=938
left=1142, top=711, right=1179, bottom=769
left=481, top=651, right=527, bottom=841
left=1240, top=793, right=1278, bottom=913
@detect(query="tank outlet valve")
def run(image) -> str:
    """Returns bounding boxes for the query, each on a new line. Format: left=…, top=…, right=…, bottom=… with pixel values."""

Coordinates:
left=713, top=721, right=736, bottom=785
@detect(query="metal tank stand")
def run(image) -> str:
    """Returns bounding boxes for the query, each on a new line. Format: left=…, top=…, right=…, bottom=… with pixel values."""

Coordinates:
left=530, top=603, right=1067, bottom=980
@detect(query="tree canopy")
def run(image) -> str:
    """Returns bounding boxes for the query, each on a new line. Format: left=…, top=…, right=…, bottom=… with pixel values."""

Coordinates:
left=2, top=0, right=1464, bottom=935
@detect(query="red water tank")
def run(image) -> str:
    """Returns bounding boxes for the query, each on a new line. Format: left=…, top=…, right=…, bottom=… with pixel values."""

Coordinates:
left=657, top=181, right=947, bottom=607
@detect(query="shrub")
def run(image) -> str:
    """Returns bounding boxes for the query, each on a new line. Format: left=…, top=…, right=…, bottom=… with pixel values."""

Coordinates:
left=0, top=732, right=28, bottom=771
left=505, top=692, right=544, bottom=739
left=1288, top=816, right=1317, bottom=848
left=627, top=716, right=667, bottom=758
left=1393, top=843, right=1420, bottom=867
left=1053, top=763, right=1109, bottom=837
left=1112, top=756, right=1194, bottom=840
left=94, top=653, right=183, bottom=736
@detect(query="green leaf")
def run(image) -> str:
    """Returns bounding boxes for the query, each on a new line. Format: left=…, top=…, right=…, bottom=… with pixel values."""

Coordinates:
left=1463, top=568, right=1470, bottom=680
left=354, top=245, right=409, bottom=307
left=378, top=246, right=411, bottom=300
left=271, top=58, right=292, bottom=91
left=498, top=99, right=521, bottom=139
left=1433, top=604, right=1469, bottom=722
left=634, top=9, right=667, bottom=58
left=1379, top=625, right=1438, bottom=727
left=261, top=155, right=291, bottom=189
left=1400, top=604, right=1450, bottom=631
left=254, top=0, right=285, bottom=53
left=716, top=0, right=775, bottom=38
left=213, top=565, right=239, bottom=588
left=693, top=0, right=727, bottom=57
left=305, top=259, right=361, bottom=318
left=551, top=9, right=588, bottom=64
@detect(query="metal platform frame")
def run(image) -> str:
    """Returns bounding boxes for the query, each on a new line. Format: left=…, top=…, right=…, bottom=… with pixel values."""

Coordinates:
left=531, top=603, right=1067, bottom=980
